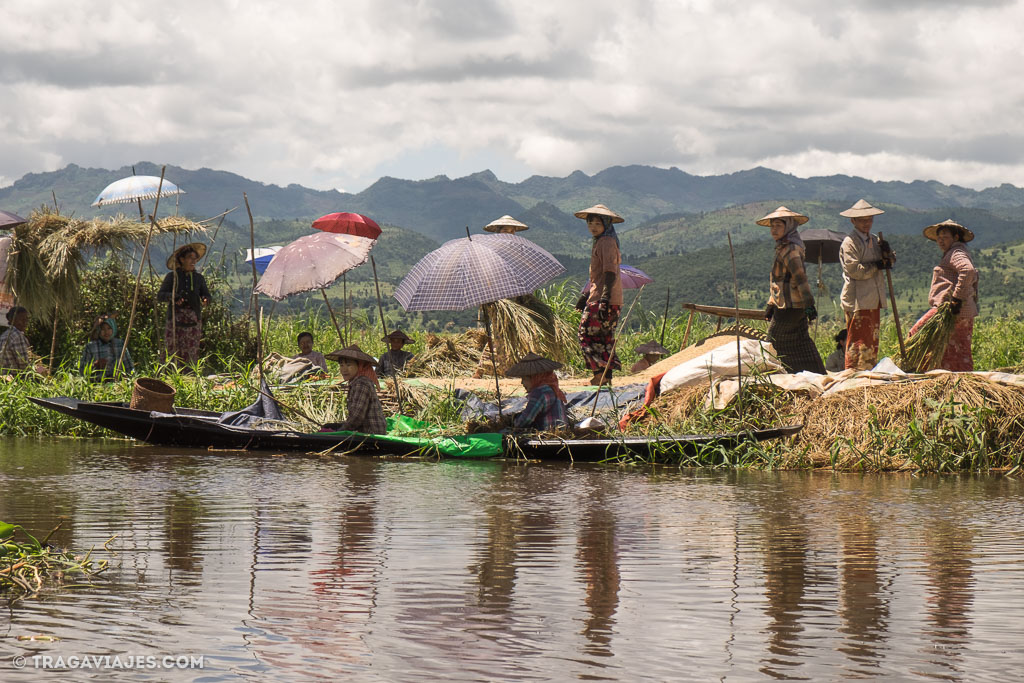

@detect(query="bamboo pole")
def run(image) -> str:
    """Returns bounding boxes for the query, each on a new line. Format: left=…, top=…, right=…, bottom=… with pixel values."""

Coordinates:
left=321, top=288, right=345, bottom=345
left=481, top=305, right=503, bottom=420
left=342, top=273, right=348, bottom=345
left=118, top=166, right=166, bottom=372
left=47, top=303, right=58, bottom=375
left=681, top=310, right=695, bottom=349
left=370, top=255, right=403, bottom=414
left=727, top=233, right=743, bottom=419
left=878, top=232, right=907, bottom=358
left=660, top=286, right=671, bottom=347
left=244, top=193, right=264, bottom=386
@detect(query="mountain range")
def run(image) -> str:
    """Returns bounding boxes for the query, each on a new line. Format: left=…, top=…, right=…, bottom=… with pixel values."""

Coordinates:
left=3, top=162, right=1024, bottom=249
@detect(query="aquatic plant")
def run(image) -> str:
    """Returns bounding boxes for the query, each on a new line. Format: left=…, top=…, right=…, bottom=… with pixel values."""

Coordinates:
left=0, top=521, right=108, bottom=600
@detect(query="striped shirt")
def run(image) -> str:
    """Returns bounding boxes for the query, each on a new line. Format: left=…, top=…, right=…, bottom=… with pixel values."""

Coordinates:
left=0, top=327, right=32, bottom=371
left=339, top=376, right=387, bottom=435
left=514, top=385, right=568, bottom=431
left=769, top=242, right=814, bottom=310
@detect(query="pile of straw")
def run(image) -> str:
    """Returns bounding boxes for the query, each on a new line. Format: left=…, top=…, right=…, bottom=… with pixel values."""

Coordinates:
left=405, top=329, right=491, bottom=377
left=643, top=373, right=1024, bottom=470
left=898, top=302, right=957, bottom=373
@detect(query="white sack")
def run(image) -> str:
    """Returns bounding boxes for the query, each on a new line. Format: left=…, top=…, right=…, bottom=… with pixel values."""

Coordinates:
left=660, top=339, right=782, bottom=395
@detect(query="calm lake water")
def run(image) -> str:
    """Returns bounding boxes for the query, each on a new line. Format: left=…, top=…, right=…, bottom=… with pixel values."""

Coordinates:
left=2, top=438, right=1023, bottom=681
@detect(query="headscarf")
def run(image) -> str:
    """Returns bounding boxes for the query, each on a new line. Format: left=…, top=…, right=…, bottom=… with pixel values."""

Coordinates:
left=775, top=216, right=805, bottom=250
left=353, top=360, right=379, bottom=386
left=592, top=215, right=620, bottom=249
left=90, top=317, right=118, bottom=343
left=527, top=371, right=567, bottom=403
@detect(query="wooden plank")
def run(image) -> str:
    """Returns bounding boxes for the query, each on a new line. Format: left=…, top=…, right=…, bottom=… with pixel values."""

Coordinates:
left=680, top=302, right=764, bottom=320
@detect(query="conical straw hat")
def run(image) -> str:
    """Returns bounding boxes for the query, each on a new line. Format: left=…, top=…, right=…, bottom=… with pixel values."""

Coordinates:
left=634, top=341, right=670, bottom=356
left=166, top=242, right=207, bottom=270
left=923, top=219, right=974, bottom=243
left=325, top=344, right=376, bottom=365
left=504, top=352, right=563, bottom=377
left=573, top=203, right=624, bottom=224
left=839, top=199, right=885, bottom=218
left=756, top=206, right=809, bottom=227
left=483, top=215, right=529, bottom=233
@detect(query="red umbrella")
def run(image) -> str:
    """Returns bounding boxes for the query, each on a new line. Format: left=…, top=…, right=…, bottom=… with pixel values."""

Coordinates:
left=312, top=212, right=381, bottom=240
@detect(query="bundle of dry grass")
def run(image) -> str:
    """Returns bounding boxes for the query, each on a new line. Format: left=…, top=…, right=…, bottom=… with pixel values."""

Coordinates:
left=794, top=374, right=1024, bottom=468
left=405, top=329, right=490, bottom=377
left=897, top=302, right=957, bottom=373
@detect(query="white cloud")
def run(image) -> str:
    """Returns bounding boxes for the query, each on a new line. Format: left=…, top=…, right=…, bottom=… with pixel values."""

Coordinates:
left=1, top=0, right=1023, bottom=191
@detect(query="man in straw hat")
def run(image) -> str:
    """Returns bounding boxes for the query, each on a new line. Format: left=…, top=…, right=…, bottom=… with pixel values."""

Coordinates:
left=378, top=329, right=415, bottom=376
left=504, top=352, right=568, bottom=431
left=0, top=306, right=48, bottom=376
left=574, top=203, right=624, bottom=385
left=906, top=219, right=979, bottom=371
left=157, top=242, right=211, bottom=368
left=838, top=199, right=894, bottom=370
left=324, top=344, right=387, bottom=434
left=629, top=340, right=670, bottom=373
left=758, top=206, right=826, bottom=374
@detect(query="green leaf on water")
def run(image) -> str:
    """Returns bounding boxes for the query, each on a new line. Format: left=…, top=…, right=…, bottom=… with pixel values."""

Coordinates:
left=0, top=521, right=42, bottom=551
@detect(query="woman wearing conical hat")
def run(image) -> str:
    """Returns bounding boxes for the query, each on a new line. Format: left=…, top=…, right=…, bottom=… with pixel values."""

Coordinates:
left=574, top=203, right=624, bottom=385
left=838, top=199, right=894, bottom=370
left=906, top=220, right=979, bottom=371
left=505, top=353, right=568, bottom=431
left=325, top=344, right=387, bottom=434
left=378, top=329, right=415, bottom=376
left=758, top=206, right=825, bottom=374
left=157, top=242, right=212, bottom=368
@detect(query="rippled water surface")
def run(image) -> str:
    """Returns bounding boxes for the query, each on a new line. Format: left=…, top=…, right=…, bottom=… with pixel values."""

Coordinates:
left=2, top=438, right=1024, bottom=681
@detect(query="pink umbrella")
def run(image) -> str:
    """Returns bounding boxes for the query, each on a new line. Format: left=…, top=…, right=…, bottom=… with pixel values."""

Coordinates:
left=312, top=212, right=382, bottom=240
left=255, top=232, right=375, bottom=344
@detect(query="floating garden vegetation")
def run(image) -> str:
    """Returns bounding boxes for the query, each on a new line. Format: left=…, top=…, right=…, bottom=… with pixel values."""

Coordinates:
left=1, top=521, right=109, bottom=600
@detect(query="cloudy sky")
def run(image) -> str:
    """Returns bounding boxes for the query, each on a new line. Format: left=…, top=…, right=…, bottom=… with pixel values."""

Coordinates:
left=2, top=0, right=1022, bottom=192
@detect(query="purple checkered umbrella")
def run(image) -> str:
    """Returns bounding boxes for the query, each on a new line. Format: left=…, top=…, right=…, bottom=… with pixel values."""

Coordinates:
left=580, top=263, right=653, bottom=295
left=1, top=210, right=28, bottom=229
left=394, top=233, right=564, bottom=311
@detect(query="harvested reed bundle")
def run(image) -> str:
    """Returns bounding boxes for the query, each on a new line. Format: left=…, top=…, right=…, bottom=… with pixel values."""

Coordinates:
left=405, top=329, right=489, bottom=376
left=898, top=302, right=956, bottom=373
left=796, top=374, right=1024, bottom=469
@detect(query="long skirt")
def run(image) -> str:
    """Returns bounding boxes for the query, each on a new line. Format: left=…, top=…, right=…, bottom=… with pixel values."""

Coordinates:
left=165, top=307, right=202, bottom=366
left=579, top=301, right=621, bottom=372
left=908, top=308, right=975, bottom=371
left=767, top=308, right=825, bottom=374
left=845, top=308, right=881, bottom=371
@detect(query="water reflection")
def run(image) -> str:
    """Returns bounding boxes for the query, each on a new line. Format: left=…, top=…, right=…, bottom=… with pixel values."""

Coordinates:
left=1, top=441, right=1023, bottom=682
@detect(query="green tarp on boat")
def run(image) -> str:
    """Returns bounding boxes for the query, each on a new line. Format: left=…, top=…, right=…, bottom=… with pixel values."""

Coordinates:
left=320, top=415, right=503, bottom=458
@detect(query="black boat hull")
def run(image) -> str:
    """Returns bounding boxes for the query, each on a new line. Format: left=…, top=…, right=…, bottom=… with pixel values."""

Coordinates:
left=30, top=397, right=801, bottom=461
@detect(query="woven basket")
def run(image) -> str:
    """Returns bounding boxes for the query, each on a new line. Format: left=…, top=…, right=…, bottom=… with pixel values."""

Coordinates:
left=130, top=377, right=176, bottom=413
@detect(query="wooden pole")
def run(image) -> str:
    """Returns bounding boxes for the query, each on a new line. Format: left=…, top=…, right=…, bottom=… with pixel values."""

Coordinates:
left=482, top=305, right=503, bottom=420
left=244, top=193, right=264, bottom=386
left=48, top=303, right=59, bottom=375
left=118, top=166, right=166, bottom=372
left=681, top=309, right=695, bottom=349
left=342, top=273, right=348, bottom=345
left=660, top=286, right=671, bottom=347
left=321, top=288, right=345, bottom=345
left=878, top=232, right=907, bottom=358
left=370, top=255, right=403, bottom=414
left=590, top=284, right=646, bottom=418
left=727, top=234, right=743, bottom=419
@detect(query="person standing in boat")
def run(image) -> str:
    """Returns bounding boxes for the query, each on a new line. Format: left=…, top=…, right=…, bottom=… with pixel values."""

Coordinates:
left=574, top=204, right=624, bottom=385
left=157, top=242, right=211, bottom=368
left=838, top=199, right=894, bottom=370
left=759, top=206, right=825, bottom=374
left=907, top=219, right=979, bottom=371
left=505, top=352, right=568, bottom=431
left=79, top=315, right=133, bottom=380
left=327, top=345, right=387, bottom=434
left=378, top=330, right=415, bottom=376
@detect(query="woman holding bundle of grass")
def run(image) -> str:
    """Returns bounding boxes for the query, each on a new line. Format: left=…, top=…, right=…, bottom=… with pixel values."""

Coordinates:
left=759, top=206, right=825, bottom=374
left=157, top=243, right=211, bottom=368
left=907, top=220, right=978, bottom=371
left=574, top=204, right=623, bottom=385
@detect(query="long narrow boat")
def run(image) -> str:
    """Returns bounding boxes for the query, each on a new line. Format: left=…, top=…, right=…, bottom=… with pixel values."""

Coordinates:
left=29, top=396, right=802, bottom=462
